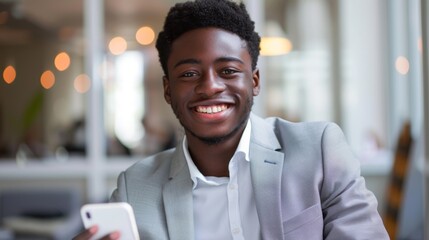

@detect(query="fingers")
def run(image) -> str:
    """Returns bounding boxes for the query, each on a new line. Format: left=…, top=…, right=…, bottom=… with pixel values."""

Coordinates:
left=72, top=225, right=99, bottom=240
left=100, top=231, right=121, bottom=240
left=72, top=225, right=121, bottom=240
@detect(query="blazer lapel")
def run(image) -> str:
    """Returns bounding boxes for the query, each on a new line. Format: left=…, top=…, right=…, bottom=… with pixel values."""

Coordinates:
left=250, top=114, right=285, bottom=239
left=162, top=144, right=194, bottom=240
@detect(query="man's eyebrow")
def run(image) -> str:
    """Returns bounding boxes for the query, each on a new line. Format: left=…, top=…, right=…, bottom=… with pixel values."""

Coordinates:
left=173, top=57, right=244, bottom=69
left=173, top=59, right=201, bottom=69
left=215, top=56, right=244, bottom=64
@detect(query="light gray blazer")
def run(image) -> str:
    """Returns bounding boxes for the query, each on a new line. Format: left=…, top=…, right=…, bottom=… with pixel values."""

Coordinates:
left=111, top=114, right=389, bottom=240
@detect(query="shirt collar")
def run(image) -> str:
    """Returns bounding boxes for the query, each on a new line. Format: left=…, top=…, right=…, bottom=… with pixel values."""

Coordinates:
left=182, top=119, right=252, bottom=189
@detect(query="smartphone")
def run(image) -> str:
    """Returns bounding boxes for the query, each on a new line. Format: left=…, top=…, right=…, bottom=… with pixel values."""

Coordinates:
left=80, top=202, right=140, bottom=240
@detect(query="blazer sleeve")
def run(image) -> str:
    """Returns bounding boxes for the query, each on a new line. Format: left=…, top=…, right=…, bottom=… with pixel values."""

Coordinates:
left=320, top=123, right=389, bottom=239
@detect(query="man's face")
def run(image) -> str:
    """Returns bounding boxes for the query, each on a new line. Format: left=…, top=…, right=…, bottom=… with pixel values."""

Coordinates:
left=163, top=27, right=260, bottom=144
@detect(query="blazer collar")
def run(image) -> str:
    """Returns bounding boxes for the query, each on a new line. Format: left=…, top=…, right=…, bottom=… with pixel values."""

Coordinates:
left=249, top=113, right=285, bottom=239
left=163, top=143, right=194, bottom=240
left=163, top=114, right=285, bottom=239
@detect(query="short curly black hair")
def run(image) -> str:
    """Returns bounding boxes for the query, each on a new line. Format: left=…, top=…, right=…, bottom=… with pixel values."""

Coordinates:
left=155, top=0, right=261, bottom=76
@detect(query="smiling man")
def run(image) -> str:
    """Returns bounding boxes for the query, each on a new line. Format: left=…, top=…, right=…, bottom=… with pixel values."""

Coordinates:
left=163, top=27, right=260, bottom=178
left=74, top=0, right=388, bottom=239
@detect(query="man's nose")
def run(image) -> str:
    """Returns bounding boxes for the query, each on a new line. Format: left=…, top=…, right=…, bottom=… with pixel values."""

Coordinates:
left=195, top=71, right=226, bottom=97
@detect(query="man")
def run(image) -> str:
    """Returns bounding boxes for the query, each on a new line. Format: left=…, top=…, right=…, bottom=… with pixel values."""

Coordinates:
left=75, top=0, right=389, bottom=239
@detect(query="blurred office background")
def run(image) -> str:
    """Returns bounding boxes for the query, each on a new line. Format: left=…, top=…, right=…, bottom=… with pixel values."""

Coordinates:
left=0, top=0, right=427, bottom=239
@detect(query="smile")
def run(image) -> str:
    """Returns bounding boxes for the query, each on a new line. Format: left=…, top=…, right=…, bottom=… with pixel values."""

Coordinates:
left=195, top=104, right=228, bottom=114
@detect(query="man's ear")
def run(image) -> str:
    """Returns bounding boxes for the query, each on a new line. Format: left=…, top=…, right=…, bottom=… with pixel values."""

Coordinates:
left=162, top=76, right=171, bottom=104
left=252, top=68, right=260, bottom=96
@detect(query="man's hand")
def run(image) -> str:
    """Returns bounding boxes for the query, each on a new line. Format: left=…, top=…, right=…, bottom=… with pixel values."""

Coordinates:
left=72, top=225, right=121, bottom=240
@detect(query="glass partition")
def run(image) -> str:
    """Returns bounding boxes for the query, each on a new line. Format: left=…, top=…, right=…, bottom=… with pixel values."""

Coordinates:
left=103, top=0, right=181, bottom=157
left=0, top=0, right=86, bottom=160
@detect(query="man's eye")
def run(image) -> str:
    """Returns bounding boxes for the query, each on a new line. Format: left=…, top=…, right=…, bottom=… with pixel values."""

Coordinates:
left=222, top=69, right=237, bottom=75
left=181, top=72, right=197, bottom=77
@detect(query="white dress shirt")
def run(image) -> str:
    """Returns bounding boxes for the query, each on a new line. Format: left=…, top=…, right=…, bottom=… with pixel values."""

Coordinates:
left=183, top=120, right=261, bottom=240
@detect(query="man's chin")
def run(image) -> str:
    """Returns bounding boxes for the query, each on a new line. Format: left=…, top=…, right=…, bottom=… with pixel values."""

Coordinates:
left=179, top=109, right=251, bottom=146
left=185, top=123, right=244, bottom=146
left=186, top=129, right=230, bottom=145
left=196, top=135, right=229, bottom=145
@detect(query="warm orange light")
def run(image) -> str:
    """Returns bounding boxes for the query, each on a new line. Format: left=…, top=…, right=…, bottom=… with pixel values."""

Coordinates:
left=3, top=65, right=16, bottom=84
left=260, top=37, right=293, bottom=56
left=74, top=74, right=91, bottom=93
left=136, top=26, right=155, bottom=45
left=40, top=70, right=55, bottom=89
left=395, top=56, right=409, bottom=75
left=54, top=52, right=71, bottom=71
left=109, top=37, right=127, bottom=55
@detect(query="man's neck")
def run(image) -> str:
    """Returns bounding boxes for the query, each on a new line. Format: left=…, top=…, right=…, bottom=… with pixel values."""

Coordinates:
left=186, top=129, right=244, bottom=177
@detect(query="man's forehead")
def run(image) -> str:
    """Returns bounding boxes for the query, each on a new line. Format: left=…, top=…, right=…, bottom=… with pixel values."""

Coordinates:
left=172, top=27, right=245, bottom=43
left=169, top=29, right=248, bottom=57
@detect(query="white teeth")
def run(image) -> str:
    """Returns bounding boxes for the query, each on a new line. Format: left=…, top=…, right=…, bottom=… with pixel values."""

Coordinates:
left=196, top=104, right=228, bottom=114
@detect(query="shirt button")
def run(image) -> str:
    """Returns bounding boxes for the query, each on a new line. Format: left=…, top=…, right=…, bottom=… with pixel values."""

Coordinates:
left=232, top=227, right=241, bottom=235
left=229, top=184, right=236, bottom=190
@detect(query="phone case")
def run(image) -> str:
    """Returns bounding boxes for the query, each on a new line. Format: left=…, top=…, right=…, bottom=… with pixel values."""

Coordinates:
left=80, top=202, right=140, bottom=240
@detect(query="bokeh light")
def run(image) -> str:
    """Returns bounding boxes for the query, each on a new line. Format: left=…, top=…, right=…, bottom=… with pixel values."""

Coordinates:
left=109, top=37, right=127, bottom=55
left=3, top=65, right=16, bottom=84
left=395, top=56, right=409, bottom=75
left=40, top=70, right=55, bottom=89
left=260, top=37, right=293, bottom=56
left=136, top=26, right=155, bottom=45
left=54, top=52, right=71, bottom=71
left=74, top=74, right=91, bottom=93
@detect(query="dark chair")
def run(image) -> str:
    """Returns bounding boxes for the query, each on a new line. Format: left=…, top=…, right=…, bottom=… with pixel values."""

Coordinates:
left=0, top=188, right=83, bottom=240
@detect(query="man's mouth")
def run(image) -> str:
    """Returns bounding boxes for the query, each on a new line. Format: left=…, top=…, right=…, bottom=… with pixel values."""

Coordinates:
left=195, top=104, right=228, bottom=114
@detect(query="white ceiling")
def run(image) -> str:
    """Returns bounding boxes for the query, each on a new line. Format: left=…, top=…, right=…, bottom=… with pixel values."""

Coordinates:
left=1, top=0, right=286, bottom=46
left=0, top=0, right=185, bottom=45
